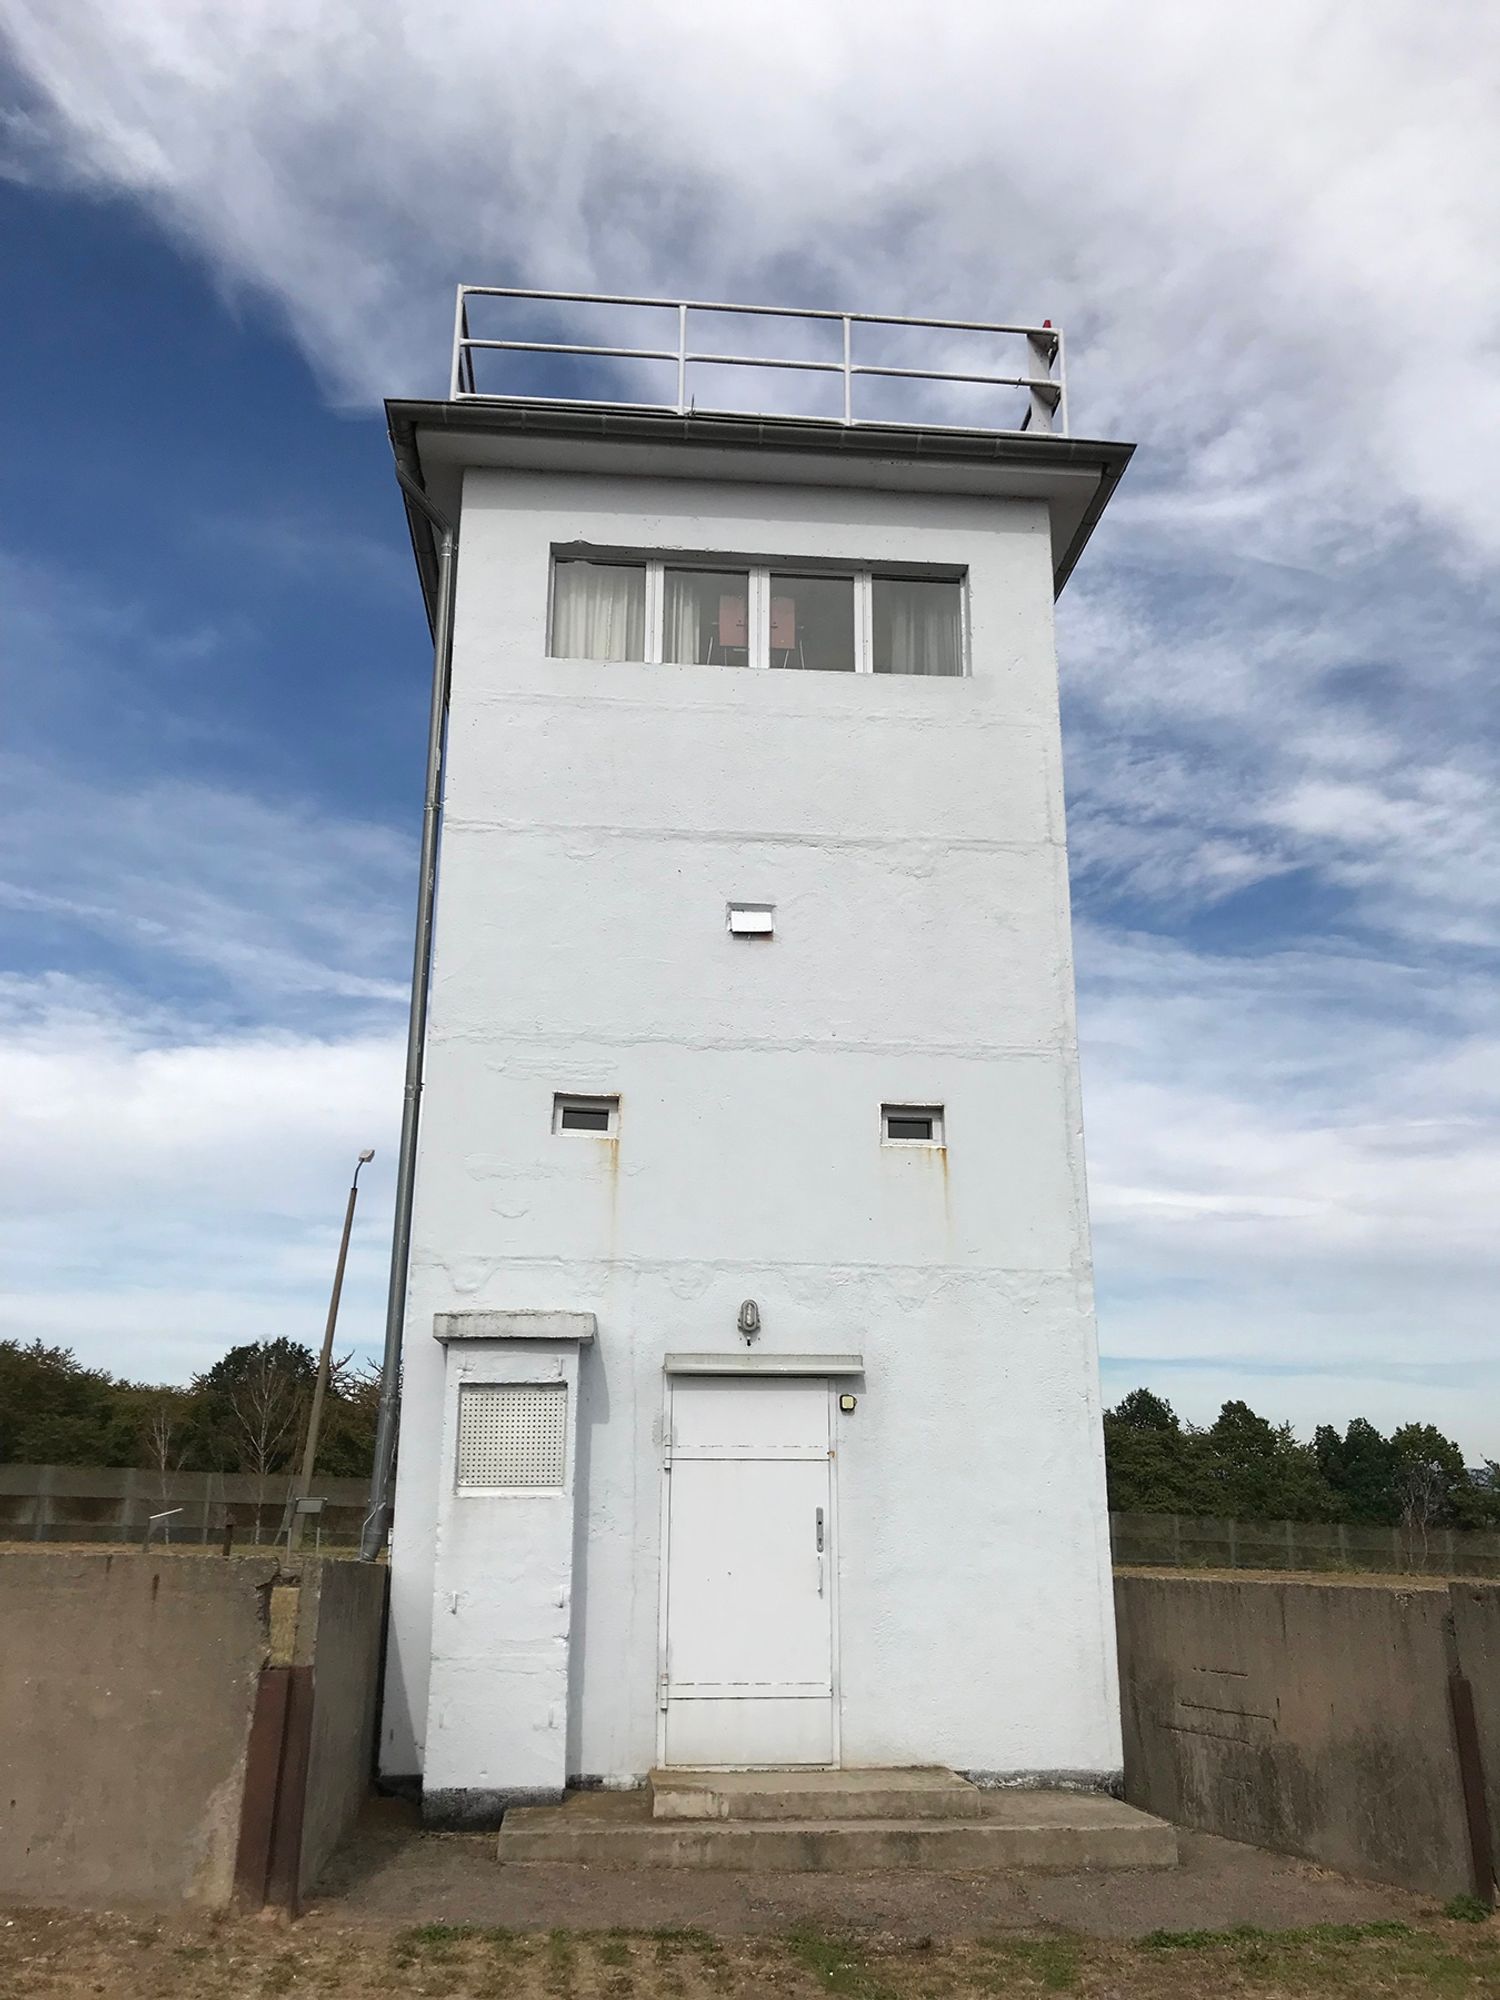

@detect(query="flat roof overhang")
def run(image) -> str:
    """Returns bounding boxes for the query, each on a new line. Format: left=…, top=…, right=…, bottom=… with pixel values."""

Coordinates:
left=387, top=397, right=1134, bottom=626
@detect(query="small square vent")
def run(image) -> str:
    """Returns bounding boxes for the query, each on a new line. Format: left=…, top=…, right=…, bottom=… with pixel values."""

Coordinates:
left=456, top=1383, right=567, bottom=1489
left=727, top=902, right=775, bottom=937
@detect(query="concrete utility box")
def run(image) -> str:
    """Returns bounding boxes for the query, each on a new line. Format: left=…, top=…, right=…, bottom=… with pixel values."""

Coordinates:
left=379, top=292, right=1134, bottom=1823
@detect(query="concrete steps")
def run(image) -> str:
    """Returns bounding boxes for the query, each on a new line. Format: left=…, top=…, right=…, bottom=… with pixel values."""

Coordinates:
left=496, top=1774, right=1178, bottom=1872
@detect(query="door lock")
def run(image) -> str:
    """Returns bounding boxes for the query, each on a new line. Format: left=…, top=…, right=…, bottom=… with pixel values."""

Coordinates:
left=815, top=1507, right=825, bottom=1552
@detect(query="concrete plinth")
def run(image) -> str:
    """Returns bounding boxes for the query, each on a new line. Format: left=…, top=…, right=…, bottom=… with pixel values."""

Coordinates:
left=497, top=1776, right=1177, bottom=1871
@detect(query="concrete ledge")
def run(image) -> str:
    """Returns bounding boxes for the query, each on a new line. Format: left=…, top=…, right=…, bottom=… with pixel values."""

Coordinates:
left=497, top=1789, right=1177, bottom=1871
left=966, top=1768, right=1125, bottom=1797
left=663, top=1352, right=863, bottom=1377
left=433, top=1311, right=597, bottom=1344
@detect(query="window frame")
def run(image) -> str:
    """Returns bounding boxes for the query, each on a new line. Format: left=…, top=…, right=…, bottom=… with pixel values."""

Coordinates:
left=881, top=1103, right=946, bottom=1147
left=553, top=1092, right=620, bottom=1136
left=549, top=551, right=967, bottom=676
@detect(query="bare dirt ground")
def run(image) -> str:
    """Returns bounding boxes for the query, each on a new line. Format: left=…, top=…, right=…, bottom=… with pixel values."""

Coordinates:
left=3, top=1902, right=1498, bottom=1998
left=4, top=1804, right=1499, bottom=1997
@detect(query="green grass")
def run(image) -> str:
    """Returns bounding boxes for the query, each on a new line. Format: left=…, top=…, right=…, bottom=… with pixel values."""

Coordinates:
left=1443, top=1895, right=1494, bottom=1924
left=1130, top=1917, right=1500, bottom=1996
left=1141, top=1920, right=1413, bottom=1949
left=785, top=1928, right=898, bottom=2000
left=979, top=1936, right=1080, bottom=1991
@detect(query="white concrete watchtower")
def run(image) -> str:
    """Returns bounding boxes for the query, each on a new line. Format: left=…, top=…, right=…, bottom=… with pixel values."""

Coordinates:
left=375, top=290, right=1133, bottom=1824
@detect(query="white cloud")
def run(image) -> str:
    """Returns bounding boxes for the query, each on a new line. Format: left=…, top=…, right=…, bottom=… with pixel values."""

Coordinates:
left=0, top=758, right=411, bottom=1009
left=0, top=977, right=401, bottom=1381
left=4, top=1, right=1500, bottom=558
left=1078, top=926, right=1500, bottom=1453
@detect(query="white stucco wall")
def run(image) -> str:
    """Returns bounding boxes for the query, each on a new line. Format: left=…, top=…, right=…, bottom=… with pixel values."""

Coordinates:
left=381, top=463, right=1120, bottom=1790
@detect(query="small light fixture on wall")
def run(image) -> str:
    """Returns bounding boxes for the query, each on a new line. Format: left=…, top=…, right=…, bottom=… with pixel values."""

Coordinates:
left=737, top=1299, right=761, bottom=1345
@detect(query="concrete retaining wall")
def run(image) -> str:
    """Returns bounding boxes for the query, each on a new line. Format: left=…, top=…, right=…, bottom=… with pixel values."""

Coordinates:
left=0, top=1549, right=386, bottom=1912
left=1116, top=1571, right=1500, bottom=1897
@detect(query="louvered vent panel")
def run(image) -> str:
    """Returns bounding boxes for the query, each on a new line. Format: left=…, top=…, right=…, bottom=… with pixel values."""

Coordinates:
left=456, top=1383, right=567, bottom=1489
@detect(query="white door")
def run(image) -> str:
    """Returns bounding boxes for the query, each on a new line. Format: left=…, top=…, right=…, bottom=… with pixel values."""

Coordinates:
left=662, top=1376, right=834, bottom=1767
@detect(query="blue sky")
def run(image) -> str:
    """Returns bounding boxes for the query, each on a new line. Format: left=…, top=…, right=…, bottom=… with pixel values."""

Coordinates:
left=2, top=2, right=1498, bottom=1450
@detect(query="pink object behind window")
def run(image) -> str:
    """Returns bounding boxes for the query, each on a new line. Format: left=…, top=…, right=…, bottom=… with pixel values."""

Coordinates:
left=718, top=595, right=748, bottom=646
left=770, top=597, right=797, bottom=649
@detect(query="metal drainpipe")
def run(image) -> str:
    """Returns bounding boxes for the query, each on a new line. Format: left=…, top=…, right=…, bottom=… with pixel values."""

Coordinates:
left=361, top=469, right=458, bottom=1561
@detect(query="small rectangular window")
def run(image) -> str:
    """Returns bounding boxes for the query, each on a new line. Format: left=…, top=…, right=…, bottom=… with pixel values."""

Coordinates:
left=456, top=1383, right=567, bottom=1490
left=872, top=577, right=963, bottom=677
left=727, top=902, right=775, bottom=936
left=553, top=1093, right=619, bottom=1135
left=663, top=567, right=751, bottom=666
left=882, top=1103, right=944, bottom=1145
left=550, top=560, right=646, bottom=661
left=769, top=573, right=856, bottom=673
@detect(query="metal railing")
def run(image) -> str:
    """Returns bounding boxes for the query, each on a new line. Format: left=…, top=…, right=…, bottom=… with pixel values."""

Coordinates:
left=450, top=287, right=1067, bottom=437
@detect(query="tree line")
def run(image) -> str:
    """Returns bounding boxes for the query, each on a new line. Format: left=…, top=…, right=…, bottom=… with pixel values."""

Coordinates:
left=1105, top=1389, right=1500, bottom=1533
left=5, top=1338, right=1499, bottom=1536
left=0, top=1336, right=379, bottom=1483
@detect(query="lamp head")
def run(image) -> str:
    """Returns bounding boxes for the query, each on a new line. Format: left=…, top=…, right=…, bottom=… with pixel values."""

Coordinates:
left=358, top=1148, right=375, bottom=1164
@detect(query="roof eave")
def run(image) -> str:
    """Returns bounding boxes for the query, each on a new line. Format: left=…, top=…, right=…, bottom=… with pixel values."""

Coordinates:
left=386, top=397, right=1133, bottom=621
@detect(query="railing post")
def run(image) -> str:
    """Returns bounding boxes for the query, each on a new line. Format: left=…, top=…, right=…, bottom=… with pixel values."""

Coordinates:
left=450, top=287, right=468, bottom=401
left=677, top=303, right=688, bottom=413
left=1052, top=324, right=1067, bottom=437
left=842, top=317, right=853, bottom=423
left=1025, top=329, right=1058, bottom=435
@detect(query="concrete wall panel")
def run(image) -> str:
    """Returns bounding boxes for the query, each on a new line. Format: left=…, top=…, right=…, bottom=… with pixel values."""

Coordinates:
left=1116, top=1573, right=1475, bottom=1897
left=0, top=1551, right=385, bottom=1911
left=0, top=1551, right=278, bottom=1908
left=295, top=1558, right=388, bottom=1896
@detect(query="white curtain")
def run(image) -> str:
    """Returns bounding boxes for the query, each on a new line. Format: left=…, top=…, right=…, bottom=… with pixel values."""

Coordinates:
left=551, top=561, right=645, bottom=661
left=875, top=579, right=962, bottom=677
left=663, top=570, right=707, bottom=663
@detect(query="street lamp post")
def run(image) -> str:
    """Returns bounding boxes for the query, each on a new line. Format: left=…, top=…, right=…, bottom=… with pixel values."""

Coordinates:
left=289, top=1148, right=374, bottom=1553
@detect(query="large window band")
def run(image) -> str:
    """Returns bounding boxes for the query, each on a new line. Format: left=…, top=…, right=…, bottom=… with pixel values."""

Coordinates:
left=550, top=556, right=964, bottom=677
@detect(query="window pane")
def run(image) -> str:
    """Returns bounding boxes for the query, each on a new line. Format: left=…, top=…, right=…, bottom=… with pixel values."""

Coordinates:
left=887, top=1116, right=933, bottom=1141
left=872, top=578, right=962, bottom=677
left=561, top=1105, right=610, bottom=1132
left=664, top=569, right=750, bottom=666
left=550, top=560, right=646, bottom=662
left=769, top=574, right=855, bottom=672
